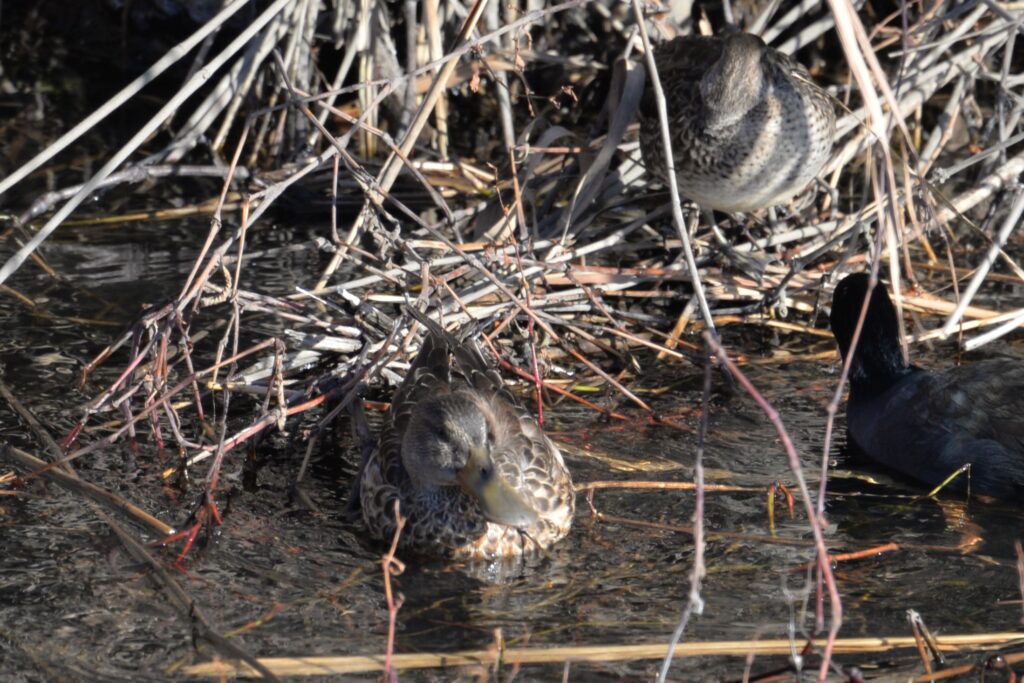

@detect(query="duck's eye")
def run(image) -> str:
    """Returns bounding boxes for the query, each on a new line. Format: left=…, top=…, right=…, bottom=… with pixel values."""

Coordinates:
left=478, top=465, right=492, bottom=481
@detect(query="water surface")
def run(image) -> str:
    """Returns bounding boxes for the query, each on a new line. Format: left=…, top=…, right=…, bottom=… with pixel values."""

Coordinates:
left=2, top=220, right=1023, bottom=681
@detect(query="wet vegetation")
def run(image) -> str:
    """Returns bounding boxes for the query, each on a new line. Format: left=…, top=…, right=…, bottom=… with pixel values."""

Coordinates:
left=2, top=0, right=1024, bottom=680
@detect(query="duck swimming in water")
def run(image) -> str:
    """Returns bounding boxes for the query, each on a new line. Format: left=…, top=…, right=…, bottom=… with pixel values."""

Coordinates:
left=638, top=32, right=835, bottom=212
left=358, top=310, right=575, bottom=560
left=830, top=272, right=1024, bottom=500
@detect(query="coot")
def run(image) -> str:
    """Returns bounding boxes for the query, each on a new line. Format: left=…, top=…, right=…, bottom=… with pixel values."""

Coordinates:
left=830, top=272, right=1024, bottom=499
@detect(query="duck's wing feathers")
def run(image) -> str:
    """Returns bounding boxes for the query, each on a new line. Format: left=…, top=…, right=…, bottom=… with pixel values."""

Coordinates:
left=388, top=310, right=462, bottom=435
left=372, top=312, right=455, bottom=492
left=480, top=393, right=574, bottom=530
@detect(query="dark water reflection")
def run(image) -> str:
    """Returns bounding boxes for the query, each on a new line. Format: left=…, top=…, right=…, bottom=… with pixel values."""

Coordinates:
left=2, top=221, right=1023, bottom=681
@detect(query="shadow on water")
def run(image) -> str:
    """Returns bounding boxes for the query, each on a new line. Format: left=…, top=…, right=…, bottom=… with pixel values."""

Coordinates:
left=2, top=221, right=1024, bottom=681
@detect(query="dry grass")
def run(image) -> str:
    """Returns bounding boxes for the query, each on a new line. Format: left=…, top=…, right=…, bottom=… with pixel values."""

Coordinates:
left=181, top=632, right=1024, bottom=677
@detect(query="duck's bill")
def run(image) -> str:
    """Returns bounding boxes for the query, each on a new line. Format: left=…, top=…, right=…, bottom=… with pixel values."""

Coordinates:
left=458, top=447, right=539, bottom=528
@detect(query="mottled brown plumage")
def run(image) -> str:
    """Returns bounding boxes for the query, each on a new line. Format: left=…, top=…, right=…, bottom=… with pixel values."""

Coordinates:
left=639, top=32, right=835, bottom=211
left=359, top=312, right=574, bottom=560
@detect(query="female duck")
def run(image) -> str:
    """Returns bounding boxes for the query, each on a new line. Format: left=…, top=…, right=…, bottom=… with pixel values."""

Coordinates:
left=358, top=311, right=575, bottom=560
left=639, top=32, right=835, bottom=211
left=830, top=272, right=1024, bottom=500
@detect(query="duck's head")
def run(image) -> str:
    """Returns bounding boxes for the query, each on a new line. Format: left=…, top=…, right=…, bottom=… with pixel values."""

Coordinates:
left=830, top=273, right=910, bottom=395
left=402, top=393, right=538, bottom=528
left=700, top=32, right=767, bottom=127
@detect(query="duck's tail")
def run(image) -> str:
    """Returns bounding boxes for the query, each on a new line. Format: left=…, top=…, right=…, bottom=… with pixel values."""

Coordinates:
left=404, top=305, right=493, bottom=382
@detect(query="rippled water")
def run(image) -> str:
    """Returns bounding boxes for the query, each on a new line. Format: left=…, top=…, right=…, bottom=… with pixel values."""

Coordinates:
left=2, top=221, right=1023, bottom=681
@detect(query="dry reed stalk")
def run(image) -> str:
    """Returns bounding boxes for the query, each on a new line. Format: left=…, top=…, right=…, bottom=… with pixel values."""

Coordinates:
left=632, top=2, right=716, bottom=340
left=2, top=445, right=173, bottom=537
left=181, top=632, right=1024, bottom=677
left=576, top=480, right=754, bottom=493
left=0, top=0, right=299, bottom=286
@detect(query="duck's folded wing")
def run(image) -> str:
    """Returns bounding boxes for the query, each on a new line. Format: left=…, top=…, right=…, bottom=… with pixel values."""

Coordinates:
left=489, top=410, right=573, bottom=508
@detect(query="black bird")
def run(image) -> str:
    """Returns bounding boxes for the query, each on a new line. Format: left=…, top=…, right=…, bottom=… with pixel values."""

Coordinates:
left=830, top=272, right=1024, bottom=500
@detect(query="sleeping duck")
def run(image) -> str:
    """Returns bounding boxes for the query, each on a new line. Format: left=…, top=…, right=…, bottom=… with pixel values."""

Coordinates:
left=358, top=310, right=575, bottom=559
